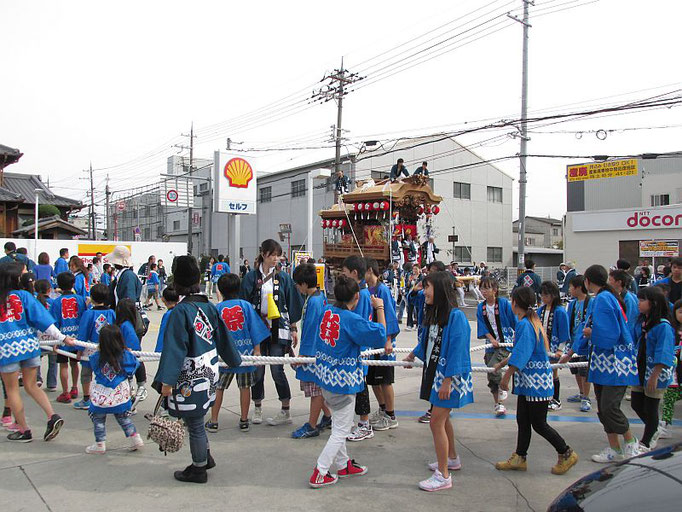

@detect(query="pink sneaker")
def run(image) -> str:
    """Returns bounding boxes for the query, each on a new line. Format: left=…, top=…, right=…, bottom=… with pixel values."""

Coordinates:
left=5, top=422, right=21, bottom=433
left=1, top=415, right=12, bottom=429
left=428, top=455, right=462, bottom=472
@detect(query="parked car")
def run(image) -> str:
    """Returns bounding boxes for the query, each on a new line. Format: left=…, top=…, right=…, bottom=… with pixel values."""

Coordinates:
left=547, top=442, right=682, bottom=511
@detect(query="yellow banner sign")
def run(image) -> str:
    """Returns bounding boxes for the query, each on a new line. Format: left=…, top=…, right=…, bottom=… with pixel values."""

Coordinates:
left=315, top=264, right=326, bottom=291
left=78, top=243, right=131, bottom=257
left=567, top=159, right=638, bottom=182
left=639, top=240, right=679, bottom=257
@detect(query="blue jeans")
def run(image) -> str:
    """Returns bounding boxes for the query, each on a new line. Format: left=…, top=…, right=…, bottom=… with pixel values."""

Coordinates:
left=90, top=412, right=137, bottom=442
left=252, top=341, right=291, bottom=403
left=397, top=299, right=406, bottom=323
left=46, top=354, right=58, bottom=389
left=185, top=415, right=209, bottom=467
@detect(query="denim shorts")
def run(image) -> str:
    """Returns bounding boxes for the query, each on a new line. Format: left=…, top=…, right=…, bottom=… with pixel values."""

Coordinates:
left=0, top=355, right=42, bottom=374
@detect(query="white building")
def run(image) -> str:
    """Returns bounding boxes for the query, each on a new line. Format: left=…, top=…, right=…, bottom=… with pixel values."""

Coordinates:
left=564, top=156, right=682, bottom=270
left=239, top=135, right=514, bottom=267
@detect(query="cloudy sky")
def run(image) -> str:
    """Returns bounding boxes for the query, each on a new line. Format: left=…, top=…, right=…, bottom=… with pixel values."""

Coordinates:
left=2, top=0, right=681, bottom=221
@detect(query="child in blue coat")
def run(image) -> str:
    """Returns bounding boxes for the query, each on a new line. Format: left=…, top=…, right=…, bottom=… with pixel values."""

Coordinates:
left=208, top=274, right=270, bottom=433
left=52, top=272, right=87, bottom=404
left=404, top=271, right=474, bottom=492
left=564, top=275, right=592, bottom=411
left=630, top=286, right=675, bottom=451
left=115, top=298, right=147, bottom=406
left=365, top=258, right=401, bottom=431
left=477, top=276, right=516, bottom=416
left=69, top=256, right=90, bottom=300
left=155, top=286, right=179, bottom=353
left=291, top=263, right=331, bottom=439
left=569, top=265, right=640, bottom=463
left=538, top=281, right=570, bottom=411
left=495, top=286, right=578, bottom=476
left=86, top=324, right=143, bottom=454
left=309, top=275, right=389, bottom=489
left=73, top=284, right=116, bottom=411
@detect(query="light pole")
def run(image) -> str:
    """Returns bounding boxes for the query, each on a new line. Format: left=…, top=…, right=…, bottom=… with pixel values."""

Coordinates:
left=34, top=188, right=41, bottom=262
left=307, top=168, right=331, bottom=256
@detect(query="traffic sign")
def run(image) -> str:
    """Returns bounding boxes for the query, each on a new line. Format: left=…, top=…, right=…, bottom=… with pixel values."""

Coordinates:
left=166, top=189, right=179, bottom=202
left=116, top=201, right=125, bottom=212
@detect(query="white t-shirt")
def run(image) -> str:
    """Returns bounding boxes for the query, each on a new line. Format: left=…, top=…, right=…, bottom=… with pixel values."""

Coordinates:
left=486, top=302, right=499, bottom=341
left=259, top=264, right=275, bottom=319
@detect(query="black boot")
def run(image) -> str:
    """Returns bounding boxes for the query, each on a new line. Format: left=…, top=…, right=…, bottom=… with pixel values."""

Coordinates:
left=174, top=464, right=207, bottom=484
left=206, top=450, right=216, bottom=470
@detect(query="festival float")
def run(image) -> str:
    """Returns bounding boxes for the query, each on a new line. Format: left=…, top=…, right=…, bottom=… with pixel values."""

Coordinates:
left=319, top=174, right=443, bottom=269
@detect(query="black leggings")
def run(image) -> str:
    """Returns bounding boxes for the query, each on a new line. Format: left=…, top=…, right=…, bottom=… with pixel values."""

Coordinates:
left=355, top=382, right=370, bottom=416
left=135, top=362, right=147, bottom=384
left=515, top=395, right=568, bottom=457
left=630, top=391, right=660, bottom=447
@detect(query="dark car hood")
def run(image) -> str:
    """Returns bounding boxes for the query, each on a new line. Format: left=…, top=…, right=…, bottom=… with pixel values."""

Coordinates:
left=548, top=443, right=682, bottom=512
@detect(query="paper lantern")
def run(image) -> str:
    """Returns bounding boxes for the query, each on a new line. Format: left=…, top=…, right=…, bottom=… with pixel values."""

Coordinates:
left=373, top=202, right=380, bottom=210
left=321, top=220, right=326, bottom=228
left=418, top=206, right=424, bottom=215
left=357, top=203, right=364, bottom=211
left=332, top=220, right=338, bottom=227
left=433, top=206, right=440, bottom=215
left=339, top=219, right=345, bottom=227
left=381, top=201, right=389, bottom=210
left=365, top=202, right=372, bottom=211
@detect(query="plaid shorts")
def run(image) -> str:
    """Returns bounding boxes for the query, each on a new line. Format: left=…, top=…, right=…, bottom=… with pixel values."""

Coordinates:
left=217, top=371, right=254, bottom=390
left=300, top=381, right=323, bottom=398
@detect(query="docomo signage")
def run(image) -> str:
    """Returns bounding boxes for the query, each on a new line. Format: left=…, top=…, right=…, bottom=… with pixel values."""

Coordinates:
left=572, top=205, right=682, bottom=232
left=214, top=152, right=257, bottom=215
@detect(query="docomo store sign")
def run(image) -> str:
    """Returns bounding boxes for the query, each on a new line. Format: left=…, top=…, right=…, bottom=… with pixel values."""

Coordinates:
left=214, top=152, right=257, bottom=215
left=572, top=205, right=682, bottom=232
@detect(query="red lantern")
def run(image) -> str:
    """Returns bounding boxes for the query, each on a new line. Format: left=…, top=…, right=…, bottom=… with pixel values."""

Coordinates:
left=381, top=201, right=389, bottom=210
left=333, top=220, right=339, bottom=228
left=425, top=205, right=432, bottom=215
left=418, top=206, right=424, bottom=215
left=433, top=206, right=440, bottom=215
left=321, top=220, right=326, bottom=228
left=373, top=202, right=380, bottom=210
left=357, top=203, right=364, bottom=211
left=339, top=219, right=345, bottom=227
left=365, top=202, right=372, bottom=211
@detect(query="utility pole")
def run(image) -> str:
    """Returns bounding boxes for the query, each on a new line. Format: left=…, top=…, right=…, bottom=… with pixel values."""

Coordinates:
left=105, top=175, right=111, bottom=241
left=312, top=59, right=364, bottom=173
left=509, top=1, right=531, bottom=273
left=175, top=123, right=196, bottom=255
left=89, top=162, right=95, bottom=239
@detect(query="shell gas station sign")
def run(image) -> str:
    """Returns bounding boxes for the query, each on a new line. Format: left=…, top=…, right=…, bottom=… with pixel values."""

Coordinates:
left=214, top=154, right=257, bottom=215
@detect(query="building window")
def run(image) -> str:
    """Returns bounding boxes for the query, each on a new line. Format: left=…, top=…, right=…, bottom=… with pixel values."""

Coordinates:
left=651, top=194, right=670, bottom=206
left=453, top=182, right=471, bottom=199
left=487, top=247, right=503, bottom=262
left=157, top=225, right=163, bottom=237
left=525, top=237, right=535, bottom=246
left=487, top=186, right=502, bottom=203
left=199, top=182, right=209, bottom=192
left=173, top=220, right=180, bottom=231
left=260, top=186, right=272, bottom=203
left=552, top=228, right=559, bottom=236
left=454, top=246, right=472, bottom=262
left=291, top=179, right=306, bottom=198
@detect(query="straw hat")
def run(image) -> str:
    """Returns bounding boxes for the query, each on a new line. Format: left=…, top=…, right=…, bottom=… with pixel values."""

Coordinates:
left=105, top=246, right=133, bottom=267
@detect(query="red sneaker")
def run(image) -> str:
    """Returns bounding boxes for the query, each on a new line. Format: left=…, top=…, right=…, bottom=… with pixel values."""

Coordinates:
left=338, top=459, right=368, bottom=478
left=56, top=392, right=72, bottom=404
left=70, top=387, right=79, bottom=399
left=309, top=468, right=338, bottom=488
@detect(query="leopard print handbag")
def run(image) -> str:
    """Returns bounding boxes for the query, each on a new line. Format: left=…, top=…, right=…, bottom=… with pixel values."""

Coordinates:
left=145, top=395, right=185, bottom=454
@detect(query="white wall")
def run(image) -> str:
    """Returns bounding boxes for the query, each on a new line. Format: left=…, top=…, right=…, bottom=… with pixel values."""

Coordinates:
left=0, top=238, right=187, bottom=271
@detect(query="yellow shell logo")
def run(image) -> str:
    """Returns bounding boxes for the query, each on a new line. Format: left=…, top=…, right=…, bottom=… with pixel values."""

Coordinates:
left=224, top=158, right=253, bottom=188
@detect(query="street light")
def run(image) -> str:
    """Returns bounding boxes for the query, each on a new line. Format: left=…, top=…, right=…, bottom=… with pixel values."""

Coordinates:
left=34, top=188, right=41, bottom=262
left=307, top=168, right=331, bottom=256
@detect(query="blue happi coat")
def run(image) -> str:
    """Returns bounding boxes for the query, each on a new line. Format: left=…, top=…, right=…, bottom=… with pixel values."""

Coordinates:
left=295, top=291, right=327, bottom=383
left=508, top=317, right=554, bottom=399
left=571, top=291, right=639, bottom=386
left=537, top=304, right=570, bottom=354
left=630, top=319, right=676, bottom=389
left=217, top=298, right=270, bottom=374
left=368, top=281, right=400, bottom=361
left=413, top=309, right=473, bottom=408
left=476, top=298, right=516, bottom=353
left=623, top=291, right=639, bottom=327
left=155, top=308, right=173, bottom=352
left=566, top=297, right=590, bottom=353
left=51, top=293, right=87, bottom=353
left=73, top=271, right=90, bottom=299
left=89, top=351, right=139, bottom=414
left=0, top=290, right=57, bottom=367
left=119, top=320, right=141, bottom=351
left=77, top=307, right=116, bottom=369
left=314, top=305, right=386, bottom=395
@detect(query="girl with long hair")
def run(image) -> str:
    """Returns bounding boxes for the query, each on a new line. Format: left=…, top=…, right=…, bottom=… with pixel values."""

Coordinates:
left=629, top=286, right=675, bottom=451
left=538, top=281, right=570, bottom=410
left=69, top=255, right=90, bottom=300
left=659, top=299, right=682, bottom=439
left=404, top=271, right=474, bottom=491
left=495, top=286, right=578, bottom=475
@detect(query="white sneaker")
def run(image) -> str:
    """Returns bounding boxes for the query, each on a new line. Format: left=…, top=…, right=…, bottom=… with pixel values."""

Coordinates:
left=347, top=423, right=374, bottom=442
left=136, top=386, right=148, bottom=402
left=494, top=403, right=507, bottom=417
left=623, top=441, right=642, bottom=459
left=266, top=410, right=292, bottom=426
left=650, top=427, right=662, bottom=449
left=129, top=433, right=144, bottom=451
left=86, top=441, right=106, bottom=454
left=548, top=399, right=562, bottom=411
left=252, top=407, right=263, bottom=424
left=658, top=421, right=672, bottom=439
left=418, top=469, right=452, bottom=492
left=369, top=410, right=385, bottom=425
left=384, top=413, right=399, bottom=429
left=591, top=446, right=623, bottom=463
left=428, top=456, right=461, bottom=472
left=499, top=390, right=508, bottom=401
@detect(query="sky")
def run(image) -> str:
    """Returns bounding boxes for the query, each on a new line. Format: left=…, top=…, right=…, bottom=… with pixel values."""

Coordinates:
left=2, top=0, right=681, bottom=223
